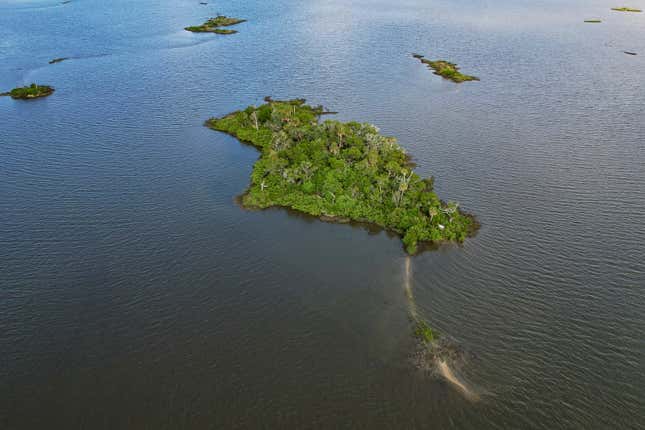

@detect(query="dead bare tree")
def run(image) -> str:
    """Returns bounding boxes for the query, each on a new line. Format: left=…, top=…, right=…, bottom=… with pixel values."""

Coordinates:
left=442, top=202, right=459, bottom=222
left=250, top=110, right=259, bottom=130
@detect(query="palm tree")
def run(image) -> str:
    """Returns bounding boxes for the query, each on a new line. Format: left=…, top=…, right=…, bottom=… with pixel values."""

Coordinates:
left=393, top=170, right=413, bottom=206
left=337, top=124, right=347, bottom=150
left=428, top=207, right=438, bottom=222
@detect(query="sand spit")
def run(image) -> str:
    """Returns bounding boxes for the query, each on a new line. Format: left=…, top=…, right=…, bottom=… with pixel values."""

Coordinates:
left=404, top=256, right=480, bottom=401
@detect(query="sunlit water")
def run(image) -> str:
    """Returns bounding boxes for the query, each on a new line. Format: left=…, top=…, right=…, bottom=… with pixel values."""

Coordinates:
left=1, top=0, right=644, bottom=428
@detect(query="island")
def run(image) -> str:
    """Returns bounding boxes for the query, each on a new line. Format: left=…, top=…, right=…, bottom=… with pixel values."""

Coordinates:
left=206, top=99, right=478, bottom=254
left=185, top=15, right=246, bottom=34
left=611, top=7, right=642, bottom=12
left=412, top=54, right=479, bottom=83
left=0, top=84, right=55, bottom=99
left=584, top=19, right=602, bottom=23
left=49, top=57, right=68, bottom=64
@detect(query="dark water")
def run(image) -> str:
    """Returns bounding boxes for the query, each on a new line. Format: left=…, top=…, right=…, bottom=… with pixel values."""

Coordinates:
left=1, top=0, right=644, bottom=428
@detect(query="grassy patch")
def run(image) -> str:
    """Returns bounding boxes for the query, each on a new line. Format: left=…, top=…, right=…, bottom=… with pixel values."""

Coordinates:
left=206, top=99, right=478, bottom=254
left=185, top=15, right=246, bottom=34
left=1, top=83, right=54, bottom=99
left=414, top=320, right=437, bottom=343
left=413, top=54, right=479, bottom=83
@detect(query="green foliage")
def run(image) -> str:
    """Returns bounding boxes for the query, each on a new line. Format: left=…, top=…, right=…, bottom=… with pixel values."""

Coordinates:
left=185, top=15, right=246, bottom=34
left=206, top=100, right=477, bottom=254
left=414, top=320, right=437, bottom=343
left=4, top=83, right=54, bottom=99
left=205, top=16, right=246, bottom=27
left=414, top=55, right=479, bottom=83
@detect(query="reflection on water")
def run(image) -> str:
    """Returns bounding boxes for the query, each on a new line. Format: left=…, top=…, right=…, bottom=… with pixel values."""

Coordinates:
left=404, top=257, right=418, bottom=320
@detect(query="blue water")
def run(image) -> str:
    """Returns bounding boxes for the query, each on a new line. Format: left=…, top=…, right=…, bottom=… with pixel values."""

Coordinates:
left=1, top=0, right=644, bottom=428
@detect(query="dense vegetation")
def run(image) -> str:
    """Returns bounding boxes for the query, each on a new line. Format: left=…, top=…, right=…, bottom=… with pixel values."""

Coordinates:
left=185, top=16, right=246, bottom=34
left=611, top=7, right=642, bottom=12
left=413, top=54, right=479, bottom=83
left=1, top=84, right=54, bottom=99
left=207, top=99, right=477, bottom=254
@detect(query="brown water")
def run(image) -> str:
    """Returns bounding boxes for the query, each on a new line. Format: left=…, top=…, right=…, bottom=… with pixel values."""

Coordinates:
left=1, top=0, right=644, bottom=428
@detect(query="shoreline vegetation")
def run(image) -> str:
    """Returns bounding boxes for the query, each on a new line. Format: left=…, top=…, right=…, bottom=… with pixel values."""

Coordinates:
left=412, top=54, right=479, bottom=83
left=0, top=84, right=54, bottom=99
left=206, top=98, right=478, bottom=254
left=185, top=15, right=246, bottom=34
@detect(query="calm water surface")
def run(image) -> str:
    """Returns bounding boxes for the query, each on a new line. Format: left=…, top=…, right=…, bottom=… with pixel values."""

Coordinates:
left=1, top=0, right=644, bottom=428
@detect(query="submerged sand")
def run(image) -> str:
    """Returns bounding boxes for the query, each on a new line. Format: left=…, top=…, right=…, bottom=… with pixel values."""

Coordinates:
left=404, top=256, right=480, bottom=401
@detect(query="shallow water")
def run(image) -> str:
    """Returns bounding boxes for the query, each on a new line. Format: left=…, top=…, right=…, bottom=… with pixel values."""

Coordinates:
left=1, top=0, right=644, bottom=428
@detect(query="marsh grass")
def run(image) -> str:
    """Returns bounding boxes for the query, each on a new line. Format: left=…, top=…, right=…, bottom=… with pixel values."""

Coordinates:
left=414, top=320, right=437, bottom=343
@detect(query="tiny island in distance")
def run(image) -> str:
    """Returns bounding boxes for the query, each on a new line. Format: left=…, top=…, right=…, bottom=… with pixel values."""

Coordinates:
left=207, top=98, right=478, bottom=254
left=1, top=84, right=55, bottom=99
left=412, top=54, right=479, bottom=83
left=611, top=7, right=642, bottom=12
left=185, top=16, right=246, bottom=34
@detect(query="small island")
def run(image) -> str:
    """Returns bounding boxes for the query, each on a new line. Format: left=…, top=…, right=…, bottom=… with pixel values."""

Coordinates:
left=584, top=19, right=602, bottom=23
left=611, top=7, right=642, bottom=12
left=412, top=54, right=479, bottom=83
left=414, top=320, right=437, bottom=343
left=1, top=84, right=55, bottom=100
left=49, top=57, right=68, bottom=64
left=185, top=15, right=246, bottom=34
left=207, top=99, right=478, bottom=254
